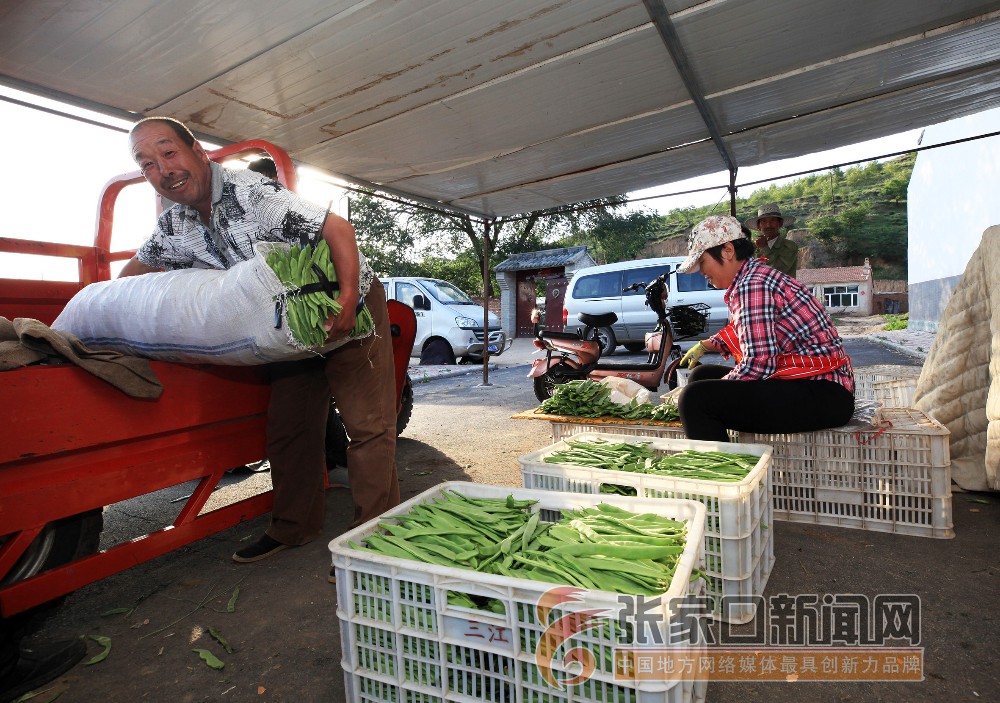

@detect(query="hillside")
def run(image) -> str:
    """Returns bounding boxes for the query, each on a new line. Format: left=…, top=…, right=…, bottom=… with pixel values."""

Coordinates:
left=642, top=153, right=915, bottom=279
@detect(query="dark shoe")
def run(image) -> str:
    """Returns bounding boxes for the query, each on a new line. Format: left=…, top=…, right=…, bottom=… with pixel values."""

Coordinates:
left=0, top=638, right=86, bottom=703
left=232, top=534, right=289, bottom=563
left=328, top=567, right=337, bottom=585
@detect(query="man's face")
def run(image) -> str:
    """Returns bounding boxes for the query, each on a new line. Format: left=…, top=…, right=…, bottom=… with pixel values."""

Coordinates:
left=130, top=122, right=212, bottom=211
left=757, top=215, right=783, bottom=239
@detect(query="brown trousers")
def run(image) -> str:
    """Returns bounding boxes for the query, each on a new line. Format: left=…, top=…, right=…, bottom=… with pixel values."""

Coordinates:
left=264, top=280, right=399, bottom=545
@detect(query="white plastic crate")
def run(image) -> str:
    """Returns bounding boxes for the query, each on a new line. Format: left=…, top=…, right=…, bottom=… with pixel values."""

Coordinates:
left=872, top=377, right=918, bottom=408
left=854, top=366, right=921, bottom=401
left=550, top=420, right=689, bottom=443
left=519, top=433, right=773, bottom=623
left=740, top=407, right=953, bottom=538
left=331, top=482, right=708, bottom=703
left=702, top=526, right=775, bottom=624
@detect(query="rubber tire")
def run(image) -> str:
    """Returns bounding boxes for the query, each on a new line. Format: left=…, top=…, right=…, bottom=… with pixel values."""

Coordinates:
left=532, top=362, right=575, bottom=402
left=419, top=338, right=456, bottom=365
left=325, top=406, right=349, bottom=469
left=591, top=326, right=617, bottom=356
left=623, top=342, right=645, bottom=353
left=396, top=374, right=414, bottom=436
left=664, top=357, right=682, bottom=391
left=1, top=510, right=104, bottom=630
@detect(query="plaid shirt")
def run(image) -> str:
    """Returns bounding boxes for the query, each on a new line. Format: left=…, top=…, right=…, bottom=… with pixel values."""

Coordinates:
left=709, top=257, right=855, bottom=392
left=137, top=163, right=372, bottom=281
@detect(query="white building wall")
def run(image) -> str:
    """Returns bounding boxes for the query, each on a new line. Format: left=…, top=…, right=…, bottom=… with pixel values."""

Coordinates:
left=908, top=108, right=1000, bottom=331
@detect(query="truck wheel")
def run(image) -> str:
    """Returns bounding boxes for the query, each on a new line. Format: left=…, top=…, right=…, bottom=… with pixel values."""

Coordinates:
left=396, top=374, right=414, bottom=436
left=1, top=510, right=104, bottom=627
left=326, top=406, right=349, bottom=469
left=533, top=362, right=575, bottom=402
left=624, top=342, right=645, bottom=353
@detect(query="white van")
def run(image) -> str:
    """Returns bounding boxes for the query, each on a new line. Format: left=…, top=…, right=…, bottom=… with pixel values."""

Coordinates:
left=382, top=277, right=508, bottom=361
left=561, top=256, right=728, bottom=353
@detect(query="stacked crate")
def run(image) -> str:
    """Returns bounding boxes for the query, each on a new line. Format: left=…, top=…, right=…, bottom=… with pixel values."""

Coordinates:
left=519, top=433, right=774, bottom=624
left=740, top=407, right=952, bottom=538
left=331, top=482, right=709, bottom=703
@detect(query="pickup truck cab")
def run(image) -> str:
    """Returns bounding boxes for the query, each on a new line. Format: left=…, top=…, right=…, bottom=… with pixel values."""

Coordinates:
left=382, top=277, right=508, bottom=362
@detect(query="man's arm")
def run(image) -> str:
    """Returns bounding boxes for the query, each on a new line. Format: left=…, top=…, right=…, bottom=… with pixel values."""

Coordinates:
left=321, top=212, right=361, bottom=339
left=119, top=257, right=160, bottom=278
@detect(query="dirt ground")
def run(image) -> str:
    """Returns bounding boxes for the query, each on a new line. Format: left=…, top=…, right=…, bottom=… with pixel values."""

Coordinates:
left=831, top=315, right=894, bottom=336
left=25, top=341, right=998, bottom=703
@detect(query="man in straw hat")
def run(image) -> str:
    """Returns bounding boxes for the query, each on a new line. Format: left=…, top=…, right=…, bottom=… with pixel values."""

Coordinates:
left=675, top=214, right=854, bottom=442
left=744, top=203, right=799, bottom=277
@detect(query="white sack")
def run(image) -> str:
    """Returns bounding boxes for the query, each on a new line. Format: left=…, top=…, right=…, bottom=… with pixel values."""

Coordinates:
left=600, top=376, right=653, bottom=405
left=53, top=242, right=371, bottom=365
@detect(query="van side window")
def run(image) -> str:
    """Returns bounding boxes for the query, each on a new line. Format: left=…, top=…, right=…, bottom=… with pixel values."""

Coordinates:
left=622, top=266, right=669, bottom=296
left=397, top=282, right=424, bottom=309
left=675, top=272, right=712, bottom=292
left=571, top=271, right=621, bottom=299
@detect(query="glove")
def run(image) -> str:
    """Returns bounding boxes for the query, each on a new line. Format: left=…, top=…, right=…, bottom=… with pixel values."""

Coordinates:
left=679, top=342, right=707, bottom=368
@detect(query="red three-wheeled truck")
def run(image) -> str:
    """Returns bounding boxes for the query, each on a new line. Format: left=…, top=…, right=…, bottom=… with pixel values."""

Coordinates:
left=0, top=140, right=416, bottom=621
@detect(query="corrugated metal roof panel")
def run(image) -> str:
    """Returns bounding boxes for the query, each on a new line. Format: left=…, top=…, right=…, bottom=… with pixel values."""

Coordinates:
left=2, top=0, right=1000, bottom=217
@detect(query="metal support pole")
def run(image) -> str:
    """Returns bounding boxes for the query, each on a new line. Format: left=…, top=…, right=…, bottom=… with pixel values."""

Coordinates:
left=729, top=168, right=738, bottom=217
left=480, top=220, right=492, bottom=387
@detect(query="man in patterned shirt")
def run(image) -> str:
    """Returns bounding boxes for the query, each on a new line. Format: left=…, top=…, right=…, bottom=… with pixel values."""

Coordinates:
left=120, top=118, right=399, bottom=569
left=675, top=214, right=855, bottom=442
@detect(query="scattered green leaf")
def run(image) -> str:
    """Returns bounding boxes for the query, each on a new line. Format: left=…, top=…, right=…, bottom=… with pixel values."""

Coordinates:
left=192, top=648, right=225, bottom=670
left=14, top=688, right=61, bottom=703
left=101, top=607, right=132, bottom=617
left=208, top=626, right=233, bottom=654
left=85, top=635, right=112, bottom=665
left=226, top=585, right=240, bottom=613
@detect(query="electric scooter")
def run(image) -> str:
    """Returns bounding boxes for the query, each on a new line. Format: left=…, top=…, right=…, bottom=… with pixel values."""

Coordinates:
left=528, top=271, right=709, bottom=402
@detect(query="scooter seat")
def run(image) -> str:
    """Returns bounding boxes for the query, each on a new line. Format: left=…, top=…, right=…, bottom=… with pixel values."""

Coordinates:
left=578, top=312, right=618, bottom=328
left=540, top=330, right=583, bottom=341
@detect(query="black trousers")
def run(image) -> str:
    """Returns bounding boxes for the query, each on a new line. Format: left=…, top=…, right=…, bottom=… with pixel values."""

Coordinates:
left=678, top=364, right=855, bottom=442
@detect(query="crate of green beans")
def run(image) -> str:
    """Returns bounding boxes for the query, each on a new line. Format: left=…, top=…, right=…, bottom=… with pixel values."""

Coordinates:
left=519, top=433, right=774, bottom=624
left=330, top=482, right=708, bottom=703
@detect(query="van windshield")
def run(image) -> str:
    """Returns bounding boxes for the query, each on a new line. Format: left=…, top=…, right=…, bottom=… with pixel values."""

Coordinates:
left=421, top=279, right=477, bottom=305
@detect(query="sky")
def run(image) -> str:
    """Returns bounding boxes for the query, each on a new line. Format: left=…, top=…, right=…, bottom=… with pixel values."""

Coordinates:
left=0, top=85, right=935, bottom=281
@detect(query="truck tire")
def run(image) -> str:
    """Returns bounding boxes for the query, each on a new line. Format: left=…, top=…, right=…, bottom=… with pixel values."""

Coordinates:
left=396, top=374, right=414, bottom=436
left=624, top=342, right=646, bottom=353
left=1, top=510, right=104, bottom=627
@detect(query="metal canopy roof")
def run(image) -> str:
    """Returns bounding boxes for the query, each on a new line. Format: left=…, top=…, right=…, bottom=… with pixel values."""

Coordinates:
left=3, top=0, right=1000, bottom=218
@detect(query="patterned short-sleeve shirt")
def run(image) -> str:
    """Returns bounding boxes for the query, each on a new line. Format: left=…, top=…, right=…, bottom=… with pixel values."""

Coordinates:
left=137, top=162, right=372, bottom=282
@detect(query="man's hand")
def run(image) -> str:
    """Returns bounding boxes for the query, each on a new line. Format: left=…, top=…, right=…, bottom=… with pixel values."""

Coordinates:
left=753, top=234, right=768, bottom=250
left=679, top=342, right=707, bottom=368
left=323, top=292, right=359, bottom=340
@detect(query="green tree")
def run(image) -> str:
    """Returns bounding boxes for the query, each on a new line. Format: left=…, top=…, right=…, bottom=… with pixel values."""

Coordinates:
left=349, top=193, right=628, bottom=295
left=577, top=208, right=659, bottom=264
left=347, top=191, right=417, bottom=277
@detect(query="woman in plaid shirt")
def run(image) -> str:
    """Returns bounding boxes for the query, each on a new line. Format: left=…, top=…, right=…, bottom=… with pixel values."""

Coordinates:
left=675, top=215, right=855, bottom=441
